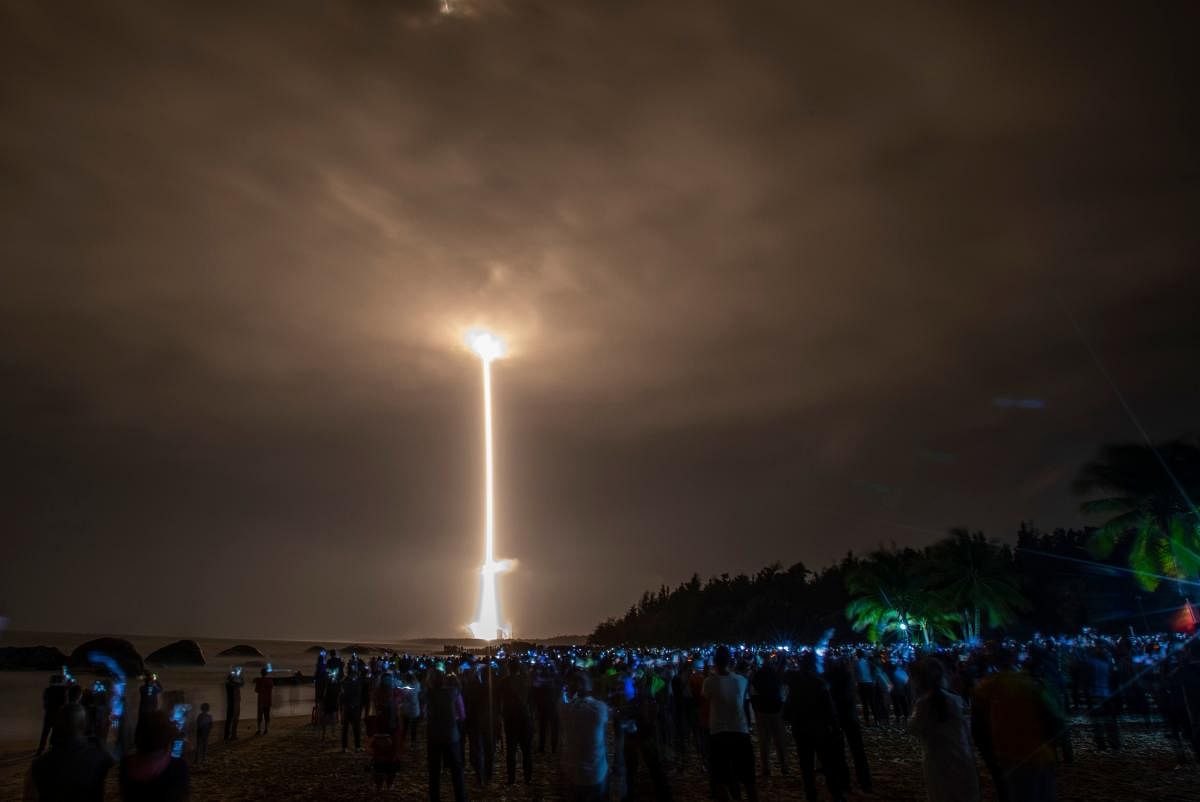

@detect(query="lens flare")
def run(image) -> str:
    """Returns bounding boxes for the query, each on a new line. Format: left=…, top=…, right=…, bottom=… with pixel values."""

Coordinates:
left=467, top=329, right=511, bottom=641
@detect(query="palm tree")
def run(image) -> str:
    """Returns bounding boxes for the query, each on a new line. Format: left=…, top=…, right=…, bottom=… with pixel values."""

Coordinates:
left=927, top=529, right=1029, bottom=641
left=1074, top=438, right=1200, bottom=593
left=844, top=548, right=956, bottom=644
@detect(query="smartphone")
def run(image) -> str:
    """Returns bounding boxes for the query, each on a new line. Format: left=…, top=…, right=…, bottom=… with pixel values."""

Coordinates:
left=169, top=703, right=191, bottom=759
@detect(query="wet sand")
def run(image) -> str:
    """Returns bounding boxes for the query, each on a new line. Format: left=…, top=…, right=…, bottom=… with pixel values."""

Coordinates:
left=2, top=713, right=1195, bottom=801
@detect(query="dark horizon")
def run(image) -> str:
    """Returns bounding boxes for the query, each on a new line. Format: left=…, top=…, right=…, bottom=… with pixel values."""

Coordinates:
left=3, top=1, right=1198, bottom=641
left=0, top=514, right=1131, bottom=645
left=0, top=626, right=591, bottom=647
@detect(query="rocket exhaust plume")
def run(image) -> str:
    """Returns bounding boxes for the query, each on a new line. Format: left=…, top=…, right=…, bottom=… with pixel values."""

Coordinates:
left=466, top=329, right=511, bottom=641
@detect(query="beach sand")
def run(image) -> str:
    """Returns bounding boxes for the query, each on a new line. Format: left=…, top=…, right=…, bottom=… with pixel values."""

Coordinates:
left=2, top=712, right=1195, bottom=801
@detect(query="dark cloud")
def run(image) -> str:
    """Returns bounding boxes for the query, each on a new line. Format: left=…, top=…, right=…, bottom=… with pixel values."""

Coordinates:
left=2, top=1, right=1197, bottom=639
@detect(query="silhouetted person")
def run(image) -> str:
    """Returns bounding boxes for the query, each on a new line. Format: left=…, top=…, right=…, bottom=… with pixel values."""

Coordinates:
left=1085, top=647, right=1120, bottom=750
left=83, top=682, right=111, bottom=749
left=908, top=658, right=979, bottom=802
left=401, top=672, right=423, bottom=745
left=615, top=668, right=672, bottom=802
left=1028, top=646, right=1073, bottom=764
left=223, top=668, right=243, bottom=741
left=369, top=725, right=398, bottom=791
left=118, top=710, right=189, bottom=802
left=560, top=671, right=608, bottom=802
left=1180, top=640, right=1200, bottom=760
left=426, top=670, right=466, bottom=802
left=194, top=703, right=212, bottom=765
left=686, top=659, right=712, bottom=775
left=889, top=659, right=912, bottom=723
left=28, top=703, right=114, bottom=802
left=869, top=656, right=892, bottom=727
left=320, top=670, right=341, bottom=741
left=853, top=650, right=876, bottom=726
left=1161, top=644, right=1200, bottom=763
left=783, top=651, right=847, bottom=802
left=826, top=658, right=872, bottom=794
left=500, top=660, right=535, bottom=786
left=751, top=654, right=788, bottom=778
left=253, top=668, right=273, bottom=735
left=37, top=675, right=69, bottom=756
left=133, top=675, right=162, bottom=745
left=462, top=665, right=496, bottom=785
left=313, top=649, right=328, bottom=711
left=972, top=649, right=1064, bottom=802
left=327, top=649, right=344, bottom=680
left=341, top=666, right=364, bottom=752
left=703, top=646, right=755, bottom=802
left=532, top=659, right=561, bottom=755
left=670, top=663, right=696, bottom=767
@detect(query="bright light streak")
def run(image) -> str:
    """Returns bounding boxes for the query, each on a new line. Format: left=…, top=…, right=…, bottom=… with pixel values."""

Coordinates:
left=468, top=329, right=511, bottom=641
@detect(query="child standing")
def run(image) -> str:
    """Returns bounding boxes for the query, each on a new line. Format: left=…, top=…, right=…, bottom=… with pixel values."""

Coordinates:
left=195, top=702, right=213, bottom=765
left=369, top=729, right=398, bottom=791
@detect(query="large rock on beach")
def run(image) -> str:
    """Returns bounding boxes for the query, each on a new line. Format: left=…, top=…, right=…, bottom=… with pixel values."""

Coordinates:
left=68, top=638, right=144, bottom=678
left=0, top=645, right=68, bottom=671
left=218, top=644, right=264, bottom=657
left=145, top=639, right=206, bottom=666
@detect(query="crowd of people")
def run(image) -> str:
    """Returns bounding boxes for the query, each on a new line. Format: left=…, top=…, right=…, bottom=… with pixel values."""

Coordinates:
left=27, top=669, right=190, bottom=801
left=22, top=630, right=1200, bottom=802
left=294, top=632, right=1200, bottom=802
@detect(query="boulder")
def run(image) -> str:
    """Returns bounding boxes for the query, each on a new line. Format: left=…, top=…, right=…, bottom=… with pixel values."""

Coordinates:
left=218, top=644, right=264, bottom=657
left=68, top=638, right=144, bottom=678
left=0, top=645, right=68, bottom=671
left=145, top=639, right=206, bottom=667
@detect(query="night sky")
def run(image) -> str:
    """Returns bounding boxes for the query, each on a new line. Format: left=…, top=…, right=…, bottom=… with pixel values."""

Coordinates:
left=2, top=1, right=1197, bottom=642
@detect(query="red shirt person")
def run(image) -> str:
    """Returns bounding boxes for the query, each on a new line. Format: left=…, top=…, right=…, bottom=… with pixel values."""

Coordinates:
left=253, top=668, right=274, bottom=735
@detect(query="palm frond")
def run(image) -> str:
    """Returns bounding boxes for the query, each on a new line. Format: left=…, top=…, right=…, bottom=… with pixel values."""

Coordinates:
left=1129, top=530, right=1160, bottom=592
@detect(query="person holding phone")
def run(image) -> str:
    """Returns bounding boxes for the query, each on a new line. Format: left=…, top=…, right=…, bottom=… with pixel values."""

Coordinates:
left=118, top=709, right=190, bottom=802
left=224, top=668, right=244, bottom=742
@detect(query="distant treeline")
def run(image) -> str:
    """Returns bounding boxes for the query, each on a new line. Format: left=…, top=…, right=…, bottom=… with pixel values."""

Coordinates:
left=583, top=525, right=1190, bottom=643
left=590, top=438, right=1200, bottom=646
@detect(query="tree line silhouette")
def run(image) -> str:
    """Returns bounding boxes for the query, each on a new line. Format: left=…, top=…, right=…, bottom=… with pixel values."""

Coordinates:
left=590, top=438, right=1200, bottom=646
